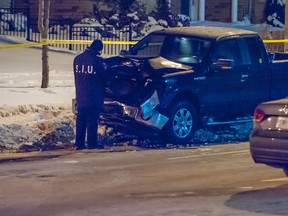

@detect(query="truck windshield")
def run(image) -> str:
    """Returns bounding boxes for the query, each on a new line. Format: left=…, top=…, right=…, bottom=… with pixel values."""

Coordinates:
left=129, top=34, right=166, bottom=58
left=165, top=36, right=211, bottom=64
left=128, top=33, right=211, bottom=64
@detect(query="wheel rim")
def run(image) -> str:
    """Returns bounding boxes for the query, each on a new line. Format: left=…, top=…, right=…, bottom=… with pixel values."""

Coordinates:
left=172, top=108, right=193, bottom=138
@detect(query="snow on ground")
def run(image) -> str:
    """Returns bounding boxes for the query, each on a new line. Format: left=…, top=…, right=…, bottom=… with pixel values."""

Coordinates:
left=0, top=35, right=252, bottom=152
left=0, top=35, right=77, bottom=151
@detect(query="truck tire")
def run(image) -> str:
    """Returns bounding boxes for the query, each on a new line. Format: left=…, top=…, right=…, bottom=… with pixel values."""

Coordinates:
left=162, top=100, right=199, bottom=144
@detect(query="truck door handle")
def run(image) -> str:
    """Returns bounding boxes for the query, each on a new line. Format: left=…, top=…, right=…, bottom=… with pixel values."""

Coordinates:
left=241, top=74, right=249, bottom=82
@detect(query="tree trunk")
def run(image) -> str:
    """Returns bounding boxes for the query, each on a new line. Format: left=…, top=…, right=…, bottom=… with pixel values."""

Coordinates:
left=41, top=44, right=49, bottom=88
left=38, top=0, right=50, bottom=88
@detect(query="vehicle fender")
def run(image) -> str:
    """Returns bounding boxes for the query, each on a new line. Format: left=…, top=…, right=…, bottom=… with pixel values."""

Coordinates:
left=161, top=89, right=200, bottom=115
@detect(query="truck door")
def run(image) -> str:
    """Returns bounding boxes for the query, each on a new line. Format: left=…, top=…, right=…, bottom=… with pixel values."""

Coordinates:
left=202, top=37, right=250, bottom=119
left=239, top=36, right=271, bottom=112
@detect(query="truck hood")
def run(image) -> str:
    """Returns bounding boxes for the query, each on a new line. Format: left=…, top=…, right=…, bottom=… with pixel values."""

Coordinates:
left=148, top=56, right=192, bottom=71
left=104, top=56, right=193, bottom=105
left=105, top=55, right=192, bottom=74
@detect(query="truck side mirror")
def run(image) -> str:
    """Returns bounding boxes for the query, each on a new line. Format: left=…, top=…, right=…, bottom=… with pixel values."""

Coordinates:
left=210, top=59, right=234, bottom=72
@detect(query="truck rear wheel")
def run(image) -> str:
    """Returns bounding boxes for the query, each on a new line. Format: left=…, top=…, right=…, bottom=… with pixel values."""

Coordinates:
left=162, top=101, right=199, bottom=144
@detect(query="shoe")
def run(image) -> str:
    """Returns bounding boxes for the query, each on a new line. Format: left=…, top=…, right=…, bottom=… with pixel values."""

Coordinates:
left=96, top=145, right=104, bottom=149
left=75, top=146, right=85, bottom=150
left=87, top=145, right=104, bottom=150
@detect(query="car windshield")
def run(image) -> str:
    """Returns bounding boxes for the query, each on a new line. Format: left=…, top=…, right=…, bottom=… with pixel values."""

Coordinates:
left=128, top=33, right=211, bottom=64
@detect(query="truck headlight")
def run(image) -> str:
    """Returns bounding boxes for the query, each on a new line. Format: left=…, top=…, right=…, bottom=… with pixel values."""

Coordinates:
left=123, top=105, right=138, bottom=118
left=140, top=91, right=159, bottom=120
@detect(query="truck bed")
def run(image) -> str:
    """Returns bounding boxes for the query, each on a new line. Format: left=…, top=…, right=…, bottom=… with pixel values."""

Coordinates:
left=271, top=58, right=288, bottom=99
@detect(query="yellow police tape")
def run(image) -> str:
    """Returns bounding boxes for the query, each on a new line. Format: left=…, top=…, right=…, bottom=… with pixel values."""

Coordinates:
left=0, top=39, right=287, bottom=50
left=45, top=39, right=137, bottom=45
left=263, top=39, right=288, bottom=43
left=0, top=39, right=137, bottom=50
left=0, top=42, right=44, bottom=49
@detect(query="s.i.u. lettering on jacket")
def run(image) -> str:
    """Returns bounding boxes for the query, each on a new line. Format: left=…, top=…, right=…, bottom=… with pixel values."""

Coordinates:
left=75, top=64, right=97, bottom=74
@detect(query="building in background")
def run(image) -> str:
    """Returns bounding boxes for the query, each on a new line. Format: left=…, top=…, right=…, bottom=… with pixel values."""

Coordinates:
left=4, top=0, right=284, bottom=26
left=12, top=0, right=94, bottom=22
left=0, top=0, right=11, bottom=7
left=173, top=0, right=267, bottom=23
left=264, top=0, right=285, bottom=28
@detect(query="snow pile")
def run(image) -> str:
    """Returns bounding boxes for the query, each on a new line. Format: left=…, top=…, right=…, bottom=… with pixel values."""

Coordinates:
left=0, top=36, right=77, bottom=152
left=194, top=123, right=253, bottom=144
left=0, top=103, right=75, bottom=151
left=0, top=103, right=253, bottom=152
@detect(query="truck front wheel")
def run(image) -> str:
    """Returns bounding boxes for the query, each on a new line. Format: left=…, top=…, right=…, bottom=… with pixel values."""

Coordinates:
left=162, top=101, right=199, bottom=144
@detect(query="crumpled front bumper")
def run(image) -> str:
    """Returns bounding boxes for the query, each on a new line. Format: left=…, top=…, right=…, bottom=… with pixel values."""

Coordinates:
left=72, top=91, right=169, bottom=131
left=101, top=91, right=169, bottom=130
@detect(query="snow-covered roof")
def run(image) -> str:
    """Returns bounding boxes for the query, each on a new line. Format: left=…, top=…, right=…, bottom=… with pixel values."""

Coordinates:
left=155, top=26, right=258, bottom=40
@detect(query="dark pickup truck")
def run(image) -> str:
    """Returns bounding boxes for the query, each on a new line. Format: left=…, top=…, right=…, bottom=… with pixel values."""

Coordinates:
left=99, top=26, right=288, bottom=144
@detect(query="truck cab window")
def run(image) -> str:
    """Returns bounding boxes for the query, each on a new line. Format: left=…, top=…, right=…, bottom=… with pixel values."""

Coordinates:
left=244, top=37, right=264, bottom=64
left=212, top=39, right=243, bottom=65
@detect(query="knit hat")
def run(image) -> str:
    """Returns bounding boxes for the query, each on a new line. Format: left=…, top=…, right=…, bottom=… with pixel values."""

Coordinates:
left=89, top=39, right=103, bottom=51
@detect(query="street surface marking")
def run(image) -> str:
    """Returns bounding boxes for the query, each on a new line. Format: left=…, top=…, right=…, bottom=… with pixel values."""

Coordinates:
left=168, top=150, right=249, bottom=160
left=62, top=160, right=79, bottom=164
left=261, top=177, right=288, bottom=182
left=238, top=186, right=253, bottom=189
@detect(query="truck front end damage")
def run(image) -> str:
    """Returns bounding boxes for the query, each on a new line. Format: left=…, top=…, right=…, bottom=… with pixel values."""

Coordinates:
left=100, top=91, right=168, bottom=132
left=99, top=55, right=192, bottom=136
left=72, top=55, right=192, bottom=137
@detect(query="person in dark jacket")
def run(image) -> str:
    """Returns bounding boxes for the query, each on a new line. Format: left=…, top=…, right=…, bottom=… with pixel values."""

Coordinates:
left=73, top=39, right=107, bottom=150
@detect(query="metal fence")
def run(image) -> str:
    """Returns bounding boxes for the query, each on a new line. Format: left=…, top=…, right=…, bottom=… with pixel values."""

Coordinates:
left=70, top=25, right=132, bottom=55
left=0, top=8, right=30, bottom=39
left=0, top=8, right=133, bottom=56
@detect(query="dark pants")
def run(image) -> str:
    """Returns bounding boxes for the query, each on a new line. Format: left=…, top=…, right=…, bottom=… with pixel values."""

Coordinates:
left=75, top=106, right=101, bottom=148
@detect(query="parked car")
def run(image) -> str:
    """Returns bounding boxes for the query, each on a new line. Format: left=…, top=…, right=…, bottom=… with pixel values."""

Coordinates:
left=250, top=98, right=288, bottom=176
left=74, top=26, right=288, bottom=144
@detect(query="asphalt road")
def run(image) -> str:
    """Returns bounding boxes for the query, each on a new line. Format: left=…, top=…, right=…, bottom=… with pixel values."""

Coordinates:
left=0, top=142, right=288, bottom=216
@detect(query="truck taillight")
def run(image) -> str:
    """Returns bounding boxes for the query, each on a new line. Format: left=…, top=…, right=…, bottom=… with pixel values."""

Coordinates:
left=254, top=108, right=266, bottom=123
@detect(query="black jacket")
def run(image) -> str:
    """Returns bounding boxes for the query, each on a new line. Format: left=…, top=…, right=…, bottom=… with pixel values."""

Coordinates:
left=73, top=49, right=107, bottom=108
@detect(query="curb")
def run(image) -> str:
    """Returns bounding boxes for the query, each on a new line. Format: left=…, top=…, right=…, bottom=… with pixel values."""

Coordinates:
left=0, top=146, right=142, bottom=163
